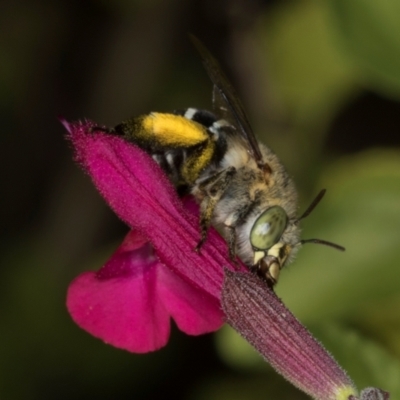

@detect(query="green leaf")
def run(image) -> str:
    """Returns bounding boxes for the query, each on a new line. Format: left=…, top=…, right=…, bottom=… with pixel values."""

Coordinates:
left=326, top=0, right=400, bottom=98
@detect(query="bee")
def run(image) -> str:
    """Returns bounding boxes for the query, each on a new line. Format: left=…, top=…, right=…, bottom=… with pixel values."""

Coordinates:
left=93, top=36, right=344, bottom=287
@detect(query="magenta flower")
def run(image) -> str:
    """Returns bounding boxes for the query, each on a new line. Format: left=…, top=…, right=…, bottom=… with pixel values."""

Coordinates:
left=63, top=119, right=388, bottom=399
left=63, top=119, right=243, bottom=353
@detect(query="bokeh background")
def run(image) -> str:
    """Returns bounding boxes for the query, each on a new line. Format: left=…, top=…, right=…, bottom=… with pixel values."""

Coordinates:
left=1, top=0, right=400, bottom=398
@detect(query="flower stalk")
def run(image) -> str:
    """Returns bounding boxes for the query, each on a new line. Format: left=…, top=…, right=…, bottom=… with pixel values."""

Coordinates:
left=223, top=270, right=357, bottom=400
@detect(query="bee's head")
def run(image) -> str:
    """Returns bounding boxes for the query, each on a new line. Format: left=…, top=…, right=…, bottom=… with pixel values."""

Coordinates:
left=249, top=190, right=345, bottom=288
left=249, top=205, right=291, bottom=287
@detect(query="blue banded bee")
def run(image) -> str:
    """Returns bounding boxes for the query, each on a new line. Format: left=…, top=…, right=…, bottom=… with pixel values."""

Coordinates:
left=94, top=36, right=344, bottom=287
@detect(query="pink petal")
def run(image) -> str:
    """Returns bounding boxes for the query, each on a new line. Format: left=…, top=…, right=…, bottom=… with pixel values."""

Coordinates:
left=67, top=270, right=170, bottom=353
left=66, top=120, right=246, bottom=300
left=67, top=231, right=170, bottom=353
left=158, top=264, right=223, bottom=334
left=67, top=230, right=223, bottom=352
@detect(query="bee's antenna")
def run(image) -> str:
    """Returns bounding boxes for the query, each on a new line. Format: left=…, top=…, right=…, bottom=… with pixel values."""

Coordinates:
left=300, top=238, right=345, bottom=252
left=297, top=189, right=326, bottom=222
left=296, top=189, right=345, bottom=251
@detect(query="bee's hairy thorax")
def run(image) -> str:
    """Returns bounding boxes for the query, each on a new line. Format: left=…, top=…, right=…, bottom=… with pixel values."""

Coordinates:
left=173, top=108, right=300, bottom=269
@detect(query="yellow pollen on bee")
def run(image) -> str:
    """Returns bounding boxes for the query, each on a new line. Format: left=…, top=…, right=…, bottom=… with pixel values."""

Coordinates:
left=143, top=113, right=208, bottom=147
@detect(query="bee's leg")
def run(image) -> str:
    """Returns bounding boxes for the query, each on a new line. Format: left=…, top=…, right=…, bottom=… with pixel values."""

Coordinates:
left=194, top=167, right=236, bottom=252
left=226, top=226, right=237, bottom=262
left=195, top=198, right=214, bottom=251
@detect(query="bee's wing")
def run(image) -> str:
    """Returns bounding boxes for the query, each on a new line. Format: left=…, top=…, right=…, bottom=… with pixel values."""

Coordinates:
left=212, top=84, right=230, bottom=122
left=190, top=34, right=264, bottom=167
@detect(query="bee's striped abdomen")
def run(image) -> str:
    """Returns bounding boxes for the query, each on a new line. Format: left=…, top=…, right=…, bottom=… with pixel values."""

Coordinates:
left=176, top=108, right=229, bottom=166
left=113, top=108, right=228, bottom=188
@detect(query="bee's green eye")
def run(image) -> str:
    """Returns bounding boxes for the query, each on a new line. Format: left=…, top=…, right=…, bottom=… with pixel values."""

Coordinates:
left=250, top=206, right=288, bottom=250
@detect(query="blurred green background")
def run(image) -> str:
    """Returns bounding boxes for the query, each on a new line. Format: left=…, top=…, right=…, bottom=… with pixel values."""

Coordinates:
left=1, top=0, right=400, bottom=398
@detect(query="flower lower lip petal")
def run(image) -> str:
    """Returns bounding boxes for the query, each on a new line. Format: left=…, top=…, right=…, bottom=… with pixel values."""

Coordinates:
left=67, top=229, right=224, bottom=352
